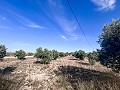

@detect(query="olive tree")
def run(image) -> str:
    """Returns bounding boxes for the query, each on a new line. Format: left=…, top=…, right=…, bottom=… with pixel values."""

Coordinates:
left=0, top=45, right=7, bottom=60
left=15, top=50, right=26, bottom=60
left=73, top=50, right=86, bottom=60
left=98, top=19, right=120, bottom=72
left=35, top=47, right=52, bottom=64
left=52, top=50, right=59, bottom=60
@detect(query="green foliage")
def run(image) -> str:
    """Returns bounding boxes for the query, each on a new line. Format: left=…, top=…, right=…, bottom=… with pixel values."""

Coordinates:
left=98, top=19, right=120, bottom=72
left=87, top=51, right=99, bottom=65
left=87, top=53, right=95, bottom=65
left=34, top=47, right=43, bottom=59
left=73, top=50, right=86, bottom=60
left=35, top=47, right=52, bottom=64
left=15, top=50, right=26, bottom=60
left=0, top=45, right=7, bottom=59
left=59, top=52, right=66, bottom=57
left=27, top=52, right=34, bottom=56
left=35, top=47, right=67, bottom=64
left=52, top=50, right=59, bottom=60
left=40, top=58, right=50, bottom=64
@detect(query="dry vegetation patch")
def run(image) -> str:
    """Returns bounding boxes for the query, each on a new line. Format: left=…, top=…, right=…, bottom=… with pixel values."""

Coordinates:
left=0, top=56, right=119, bottom=90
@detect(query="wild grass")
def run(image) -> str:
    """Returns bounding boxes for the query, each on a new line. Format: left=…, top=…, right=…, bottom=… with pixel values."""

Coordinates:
left=55, top=66, right=120, bottom=90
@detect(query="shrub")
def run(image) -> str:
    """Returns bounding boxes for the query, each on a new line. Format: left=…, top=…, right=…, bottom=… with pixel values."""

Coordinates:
left=0, top=45, right=7, bottom=60
left=98, top=19, right=120, bottom=72
left=59, top=52, right=66, bottom=57
left=39, top=58, right=50, bottom=64
left=87, top=51, right=98, bottom=65
left=52, top=50, right=59, bottom=60
left=35, top=47, right=52, bottom=64
left=34, top=47, right=43, bottom=59
left=14, top=50, right=26, bottom=60
left=73, top=50, right=86, bottom=60
left=27, top=52, right=34, bottom=56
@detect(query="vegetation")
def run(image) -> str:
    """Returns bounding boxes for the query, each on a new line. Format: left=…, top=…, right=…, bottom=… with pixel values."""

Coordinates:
left=0, top=45, right=7, bottom=60
left=56, top=66, right=120, bottom=90
left=35, top=47, right=67, bottom=64
left=59, top=52, right=66, bottom=57
left=98, top=19, right=120, bottom=73
left=87, top=51, right=99, bottom=65
left=73, top=50, right=86, bottom=60
left=52, top=50, right=59, bottom=60
left=14, top=50, right=26, bottom=60
left=35, top=47, right=53, bottom=64
left=27, top=52, right=34, bottom=56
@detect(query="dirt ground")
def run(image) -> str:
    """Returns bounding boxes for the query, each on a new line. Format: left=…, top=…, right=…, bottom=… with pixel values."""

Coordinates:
left=0, top=56, right=118, bottom=90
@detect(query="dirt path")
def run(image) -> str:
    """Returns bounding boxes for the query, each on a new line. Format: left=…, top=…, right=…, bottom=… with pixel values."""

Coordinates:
left=0, top=56, right=114, bottom=90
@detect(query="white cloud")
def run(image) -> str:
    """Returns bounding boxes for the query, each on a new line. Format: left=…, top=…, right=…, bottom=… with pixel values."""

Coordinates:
left=55, top=16, right=81, bottom=40
left=26, top=24, right=46, bottom=29
left=60, top=35, right=68, bottom=40
left=0, top=5, right=47, bottom=30
left=91, top=0, right=116, bottom=10
left=47, top=0, right=80, bottom=40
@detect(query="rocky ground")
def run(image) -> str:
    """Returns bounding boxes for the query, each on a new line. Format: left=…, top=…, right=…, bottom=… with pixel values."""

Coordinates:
left=0, top=56, right=119, bottom=90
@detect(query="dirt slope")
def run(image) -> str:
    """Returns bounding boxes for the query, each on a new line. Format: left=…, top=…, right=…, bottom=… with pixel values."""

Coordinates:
left=0, top=56, right=119, bottom=90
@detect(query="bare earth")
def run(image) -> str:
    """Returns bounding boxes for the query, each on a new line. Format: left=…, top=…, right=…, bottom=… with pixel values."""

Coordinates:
left=0, top=56, right=115, bottom=90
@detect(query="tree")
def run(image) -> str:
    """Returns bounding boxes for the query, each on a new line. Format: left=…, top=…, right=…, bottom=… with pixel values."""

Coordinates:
left=52, top=50, right=59, bottom=60
left=98, top=19, right=120, bottom=72
left=59, top=52, right=65, bottom=57
left=73, top=50, right=86, bottom=60
left=34, top=47, right=43, bottom=60
left=0, top=45, right=7, bottom=60
left=15, top=50, right=26, bottom=60
left=35, top=47, right=52, bottom=64
left=27, top=52, right=34, bottom=56
left=87, top=51, right=98, bottom=65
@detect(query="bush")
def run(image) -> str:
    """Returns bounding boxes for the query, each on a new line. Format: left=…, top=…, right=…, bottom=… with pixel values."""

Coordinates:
left=14, top=50, right=26, bottom=60
left=35, top=47, right=52, bottom=64
left=39, top=58, right=50, bottom=64
left=73, top=50, right=86, bottom=60
left=34, top=47, right=43, bottom=59
left=59, top=52, right=66, bottom=57
left=52, top=50, right=59, bottom=60
left=0, top=45, right=7, bottom=60
left=27, top=52, right=34, bottom=56
left=87, top=51, right=98, bottom=65
left=98, top=19, right=120, bottom=72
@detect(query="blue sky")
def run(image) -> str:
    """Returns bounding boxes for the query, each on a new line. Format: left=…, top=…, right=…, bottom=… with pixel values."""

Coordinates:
left=0, top=0, right=120, bottom=52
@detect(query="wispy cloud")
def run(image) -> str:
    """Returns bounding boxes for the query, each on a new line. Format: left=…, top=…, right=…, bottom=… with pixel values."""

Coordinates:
left=60, top=35, right=68, bottom=40
left=26, top=24, right=46, bottom=29
left=47, top=0, right=80, bottom=40
left=91, top=0, right=116, bottom=11
left=0, top=2, right=47, bottom=30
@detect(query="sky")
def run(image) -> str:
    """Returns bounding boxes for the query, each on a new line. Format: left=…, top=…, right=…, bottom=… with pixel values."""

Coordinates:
left=0, top=0, right=120, bottom=53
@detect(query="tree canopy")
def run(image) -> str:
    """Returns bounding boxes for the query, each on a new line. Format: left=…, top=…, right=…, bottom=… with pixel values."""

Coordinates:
left=98, top=19, right=120, bottom=72
left=0, top=45, right=7, bottom=59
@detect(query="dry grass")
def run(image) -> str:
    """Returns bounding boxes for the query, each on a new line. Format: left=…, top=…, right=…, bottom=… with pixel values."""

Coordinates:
left=0, top=56, right=120, bottom=90
left=55, top=66, right=120, bottom=90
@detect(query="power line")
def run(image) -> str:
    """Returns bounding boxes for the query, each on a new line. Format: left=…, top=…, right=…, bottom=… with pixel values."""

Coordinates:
left=66, top=0, right=94, bottom=51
